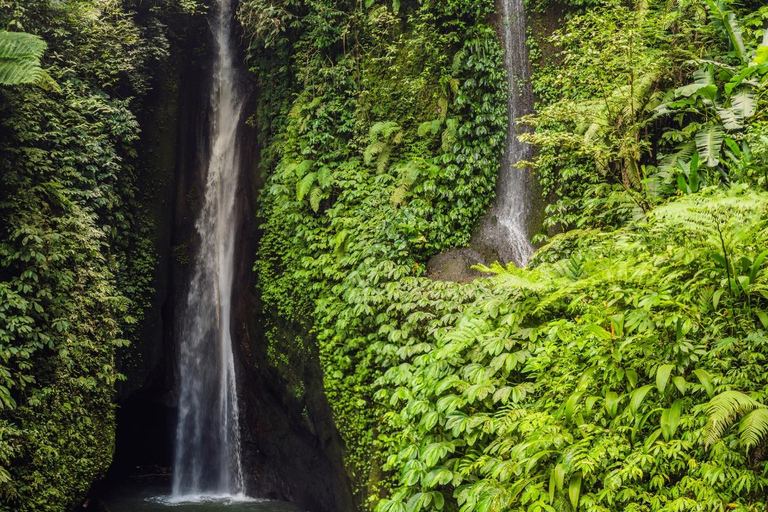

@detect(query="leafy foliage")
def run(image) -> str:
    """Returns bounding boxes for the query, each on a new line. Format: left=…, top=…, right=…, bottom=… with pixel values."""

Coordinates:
left=243, top=1, right=768, bottom=512
left=0, top=30, right=52, bottom=87
left=0, top=0, right=174, bottom=509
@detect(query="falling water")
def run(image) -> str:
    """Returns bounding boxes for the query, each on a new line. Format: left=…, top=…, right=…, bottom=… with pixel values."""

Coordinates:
left=172, top=0, right=246, bottom=499
left=478, top=0, right=535, bottom=266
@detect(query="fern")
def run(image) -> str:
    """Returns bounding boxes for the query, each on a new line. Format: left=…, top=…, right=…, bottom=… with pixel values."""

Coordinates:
left=296, top=172, right=316, bottom=201
left=441, top=118, right=458, bottom=152
left=704, top=390, right=765, bottom=447
left=738, top=408, right=768, bottom=451
left=418, top=119, right=442, bottom=137
left=309, top=186, right=322, bottom=213
left=0, top=30, right=51, bottom=87
left=317, top=166, right=333, bottom=188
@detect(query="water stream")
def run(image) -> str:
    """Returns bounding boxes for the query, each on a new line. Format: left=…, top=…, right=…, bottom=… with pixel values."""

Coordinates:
left=173, top=0, right=246, bottom=499
left=478, top=0, right=536, bottom=266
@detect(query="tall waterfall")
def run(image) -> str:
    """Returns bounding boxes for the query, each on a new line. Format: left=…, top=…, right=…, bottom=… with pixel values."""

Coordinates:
left=478, top=0, right=535, bottom=266
left=172, top=0, right=246, bottom=498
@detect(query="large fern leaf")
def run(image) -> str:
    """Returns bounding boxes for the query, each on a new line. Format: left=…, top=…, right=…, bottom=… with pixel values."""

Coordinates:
left=0, top=30, right=46, bottom=60
left=0, top=31, right=48, bottom=86
left=704, top=390, right=764, bottom=447
left=296, top=172, right=316, bottom=201
left=309, top=186, right=322, bottom=213
left=738, top=408, right=768, bottom=451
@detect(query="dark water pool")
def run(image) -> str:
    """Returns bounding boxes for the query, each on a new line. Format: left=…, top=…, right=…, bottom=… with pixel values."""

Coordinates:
left=97, top=480, right=303, bottom=512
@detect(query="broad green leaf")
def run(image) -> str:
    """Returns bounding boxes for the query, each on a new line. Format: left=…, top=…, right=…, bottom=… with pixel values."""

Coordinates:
left=696, top=125, right=724, bottom=167
left=629, top=385, right=655, bottom=415
left=565, top=392, right=584, bottom=421
left=661, top=400, right=683, bottom=441
left=757, top=311, right=768, bottom=330
left=569, top=472, right=582, bottom=511
left=712, top=289, right=724, bottom=309
left=672, top=376, right=687, bottom=395
left=626, top=368, right=639, bottom=388
left=694, top=369, right=715, bottom=398
left=656, top=364, right=674, bottom=394
left=605, top=391, right=621, bottom=418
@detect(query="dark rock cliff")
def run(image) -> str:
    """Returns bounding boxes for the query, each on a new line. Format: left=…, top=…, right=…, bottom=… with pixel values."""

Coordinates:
left=106, top=5, right=355, bottom=512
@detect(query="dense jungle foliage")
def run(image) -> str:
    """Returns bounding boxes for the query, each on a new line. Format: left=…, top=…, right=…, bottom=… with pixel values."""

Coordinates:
left=1, top=0, right=767, bottom=510
left=0, top=1, right=195, bottom=510
left=241, top=0, right=768, bottom=511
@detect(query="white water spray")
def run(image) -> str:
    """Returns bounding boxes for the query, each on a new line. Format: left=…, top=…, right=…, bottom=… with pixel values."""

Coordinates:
left=172, top=0, right=246, bottom=499
left=478, top=0, right=535, bottom=266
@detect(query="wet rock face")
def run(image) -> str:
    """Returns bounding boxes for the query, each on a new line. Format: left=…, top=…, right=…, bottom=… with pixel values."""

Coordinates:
left=232, top=125, right=356, bottom=512
left=426, top=247, right=494, bottom=283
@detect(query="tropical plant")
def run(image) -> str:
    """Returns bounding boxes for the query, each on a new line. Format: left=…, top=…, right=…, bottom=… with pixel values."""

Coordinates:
left=0, top=30, right=52, bottom=87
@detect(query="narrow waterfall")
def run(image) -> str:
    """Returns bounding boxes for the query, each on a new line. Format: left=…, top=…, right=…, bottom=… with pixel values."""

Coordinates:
left=172, top=0, right=246, bottom=499
left=479, top=0, right=535, bottom=266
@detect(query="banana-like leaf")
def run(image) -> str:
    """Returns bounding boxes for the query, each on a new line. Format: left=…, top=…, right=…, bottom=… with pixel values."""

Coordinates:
left=704, top=0, right=746, bottom=63
left=696, top=125, right=725, bottom=167
left=716, top=106, right=743, bottom=130
left=730, top=86, right=756, bottom=121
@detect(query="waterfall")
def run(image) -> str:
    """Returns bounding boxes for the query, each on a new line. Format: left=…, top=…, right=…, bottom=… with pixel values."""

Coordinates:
left=478, top=0, right=535, bottom=266
left=172, top=0, right=246, bottom=499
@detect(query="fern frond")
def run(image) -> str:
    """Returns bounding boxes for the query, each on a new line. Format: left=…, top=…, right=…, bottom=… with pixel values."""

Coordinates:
left=295, top=159, right=314, bottom=177
left=418, top=119, right=441, bottom=138
left=738, top=408, right=768, bottom=451
left=309, top=186, right=322, bottom=213
left=442, top=118, right=458, bottom=152
left=0, top=31, right=50, bottom=87
left=704, top=390, right=764, bottom=447
left=0, top=31, right=46, bottom=61
left=381, top=121, right=402, bottom=140
left=364, top=140, right=386, bottom=165
left=377, top=146, right=392, bottom=174
left=317, top=166, right=333, bottom=188
left=296, top=172, right=316, bottom=201
left=391, top=186, right=407, bottom=207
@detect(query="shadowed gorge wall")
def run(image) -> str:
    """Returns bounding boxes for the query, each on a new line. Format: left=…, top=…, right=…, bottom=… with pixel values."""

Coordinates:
left=109, top=3, right=355, bottom=511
